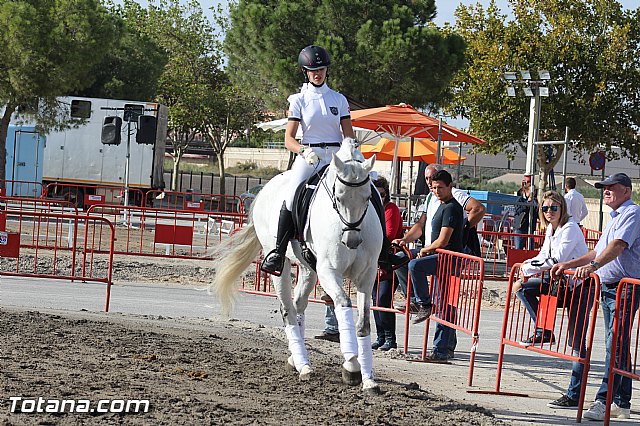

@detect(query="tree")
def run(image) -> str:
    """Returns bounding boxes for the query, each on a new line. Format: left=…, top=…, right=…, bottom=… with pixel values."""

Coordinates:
left=0, top=0, right=117, bottom=188
left=76, top=3, right=168, bottom=101
left=124, top=0, right=227, bottom=190
left=450, top=0, right=640, bottom=192
left=224, top=0, right=466, bottom=112
left=201, top=84, right=265, bottom=195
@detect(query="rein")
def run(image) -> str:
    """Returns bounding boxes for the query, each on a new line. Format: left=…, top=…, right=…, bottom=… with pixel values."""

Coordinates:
left=322, top=158, right=371, bottom=234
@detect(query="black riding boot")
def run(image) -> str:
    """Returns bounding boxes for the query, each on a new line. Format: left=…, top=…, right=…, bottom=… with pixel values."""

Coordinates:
left=261, top=205, right=294, bottom=276
left=370, top=186, right=409, bottom=271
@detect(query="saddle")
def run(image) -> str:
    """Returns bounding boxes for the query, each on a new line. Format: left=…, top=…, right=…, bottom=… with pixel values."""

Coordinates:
left=291, top=165, right=329, bottom=271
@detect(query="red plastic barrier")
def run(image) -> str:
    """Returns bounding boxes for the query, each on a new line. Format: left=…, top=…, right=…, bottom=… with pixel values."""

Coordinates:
left=415, top=248, right=485, bottom=386
left=470, top=265, right=601, bottom=422
left=0, top=231, right=20, bottom=258
left=604, top=277, right=640, bottom=426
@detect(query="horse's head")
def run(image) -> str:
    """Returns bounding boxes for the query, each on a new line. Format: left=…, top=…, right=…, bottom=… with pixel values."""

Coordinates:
left=330, top=151, right=376, bottom=249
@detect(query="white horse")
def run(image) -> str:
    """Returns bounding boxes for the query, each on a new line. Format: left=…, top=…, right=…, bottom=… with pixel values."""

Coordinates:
left=210, top=138, right=383, bottom=394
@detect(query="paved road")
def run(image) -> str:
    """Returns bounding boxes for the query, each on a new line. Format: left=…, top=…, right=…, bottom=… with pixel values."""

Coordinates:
left=2, top=276, right=638, bottom=424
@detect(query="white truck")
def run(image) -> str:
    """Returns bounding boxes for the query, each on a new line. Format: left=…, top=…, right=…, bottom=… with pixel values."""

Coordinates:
left=5, top=96, right=168, bottom=207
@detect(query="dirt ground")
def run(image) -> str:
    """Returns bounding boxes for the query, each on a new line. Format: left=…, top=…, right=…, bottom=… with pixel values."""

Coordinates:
left=1, top=252, right=513, bottom=425
left=1, top=307, right=502, bottom=425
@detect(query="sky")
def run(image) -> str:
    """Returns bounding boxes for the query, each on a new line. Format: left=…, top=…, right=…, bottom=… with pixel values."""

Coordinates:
left=433, top=0, right=636, bottom=26
left=115, top=1, right=638, bottom=33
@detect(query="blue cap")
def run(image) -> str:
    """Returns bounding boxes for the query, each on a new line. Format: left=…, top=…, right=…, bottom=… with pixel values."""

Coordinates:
left=595, top=173, right=632, bottom=189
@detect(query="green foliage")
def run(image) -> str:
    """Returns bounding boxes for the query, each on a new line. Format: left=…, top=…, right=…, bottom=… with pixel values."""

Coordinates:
left=450, top=0, right=640, bottom=171
left=224, top=0, right=466, bottom=110
left=75, top=1, right=168, bottom=101
left=0, top=0, right=118, bottom=186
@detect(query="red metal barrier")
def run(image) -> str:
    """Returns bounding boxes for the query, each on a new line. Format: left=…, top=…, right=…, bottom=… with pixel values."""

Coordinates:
left=86, top=204, right=246, bottom=259
left=146, top=189, right=243, bottom=214
left=478, top=229, right=545, bottom=280
left=604, top=277, right=640, bottom=426
left=0, top=179, right=44, bottom=198
left=42, top=182, right=145, bottom=209
left=412, top=249, right=484, bottom=386
left=582, top=227, right=602, bottom=250
left=1, top=196, right=79, bottom=250
left=0, top=210, right=115, bottom=311
left=470, top=265, right=601, bottom=422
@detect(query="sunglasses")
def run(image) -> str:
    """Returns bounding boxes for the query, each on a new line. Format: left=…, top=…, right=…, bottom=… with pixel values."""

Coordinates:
left=541, top=205, right=559, bottom=213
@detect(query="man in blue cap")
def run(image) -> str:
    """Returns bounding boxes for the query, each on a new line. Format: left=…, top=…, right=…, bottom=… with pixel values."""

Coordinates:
left=552, top=173, right=640, bottom=420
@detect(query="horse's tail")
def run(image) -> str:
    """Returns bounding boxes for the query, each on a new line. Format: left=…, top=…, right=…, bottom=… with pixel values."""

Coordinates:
left=210, top=222, right=262, bottom=317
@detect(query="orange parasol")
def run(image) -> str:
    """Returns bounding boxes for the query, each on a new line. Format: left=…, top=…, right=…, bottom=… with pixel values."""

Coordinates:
left=351, top=104, right=482, bottom=193
left=360, top=138, right=465, bottom=165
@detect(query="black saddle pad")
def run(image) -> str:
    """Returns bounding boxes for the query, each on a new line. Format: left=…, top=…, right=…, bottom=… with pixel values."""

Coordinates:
left=292, top=165, right=329, bottom=241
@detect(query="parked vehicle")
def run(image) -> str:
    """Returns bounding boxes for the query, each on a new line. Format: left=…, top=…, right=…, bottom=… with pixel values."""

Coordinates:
left=4, top=97, right=168, bottom=208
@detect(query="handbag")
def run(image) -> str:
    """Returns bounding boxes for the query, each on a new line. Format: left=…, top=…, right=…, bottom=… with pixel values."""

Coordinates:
left=549, top=275, right=570, bottom=308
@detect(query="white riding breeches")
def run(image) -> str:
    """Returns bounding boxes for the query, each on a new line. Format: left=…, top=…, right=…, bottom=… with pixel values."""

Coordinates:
left=284, top=145, right=340, bottom=210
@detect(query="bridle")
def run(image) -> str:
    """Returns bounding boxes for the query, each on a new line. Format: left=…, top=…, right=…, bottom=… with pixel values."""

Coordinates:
left=322, top=159, right=371, bottom=234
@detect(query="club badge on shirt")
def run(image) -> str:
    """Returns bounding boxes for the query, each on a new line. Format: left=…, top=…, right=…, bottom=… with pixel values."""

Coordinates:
left=329, top=106, right=338, bottom=116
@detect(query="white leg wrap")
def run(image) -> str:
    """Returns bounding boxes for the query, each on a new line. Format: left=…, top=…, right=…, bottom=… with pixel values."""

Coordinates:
left=284, top=324, right=309, bottom=372
left=357, top=335, right=374, bottom=381
left=334, top=305, right=358, bottom=362
left=296, top=314, right=305, bottom=340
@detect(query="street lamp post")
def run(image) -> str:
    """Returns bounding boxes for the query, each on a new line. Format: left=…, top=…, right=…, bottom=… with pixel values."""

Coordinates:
left=505, top=70, right=551, bottom=249
left=504, top=69, right=551, bottom=183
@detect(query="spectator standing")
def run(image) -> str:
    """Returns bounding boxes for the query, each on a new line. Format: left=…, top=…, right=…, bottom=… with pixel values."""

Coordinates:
left=371, top=176, right=404, bottom=351
left=552, top=173, right=640, bottom=421
left=564, top=177, right=589, bottom=225
left=514, top=175, right=537, bottom=249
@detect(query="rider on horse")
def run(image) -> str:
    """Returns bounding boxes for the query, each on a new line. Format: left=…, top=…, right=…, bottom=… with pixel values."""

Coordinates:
left=260, top=45, right=407, bottom=276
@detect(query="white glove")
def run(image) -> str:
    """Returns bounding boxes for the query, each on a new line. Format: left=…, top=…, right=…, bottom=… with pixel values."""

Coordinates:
left=300, top=147, right=319, bottom=165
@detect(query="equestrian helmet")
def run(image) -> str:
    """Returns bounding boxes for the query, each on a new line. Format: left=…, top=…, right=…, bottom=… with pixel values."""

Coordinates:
left=298, top=45, right=331, bottom=70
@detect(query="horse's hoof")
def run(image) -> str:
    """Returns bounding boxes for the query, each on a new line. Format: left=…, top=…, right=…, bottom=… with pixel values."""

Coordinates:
left=363, top=379, right=381, bottom=396
left=341, top=367, right=362, bottom=386
left=286, top=356, right=296, bottom=373
left=299, top=364, right=313, bottom=381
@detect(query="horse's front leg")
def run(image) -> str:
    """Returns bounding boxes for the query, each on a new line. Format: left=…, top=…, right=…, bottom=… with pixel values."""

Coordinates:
left=355, top=275, right=381, bottom=395
left=276, top=260, right=312, bottom=380
left=317, top=266, right=362, bottom=386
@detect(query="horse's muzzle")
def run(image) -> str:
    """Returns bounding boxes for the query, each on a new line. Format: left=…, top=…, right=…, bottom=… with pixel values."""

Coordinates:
left=341, top=229, right=362, bottom=249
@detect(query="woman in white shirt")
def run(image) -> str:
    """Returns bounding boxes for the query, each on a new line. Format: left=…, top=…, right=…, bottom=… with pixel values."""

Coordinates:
left=514, top=190, right=588, bottom=346
left=261, top=45, right=405, bottom=276
left=513, top=190, right=594, bottom=409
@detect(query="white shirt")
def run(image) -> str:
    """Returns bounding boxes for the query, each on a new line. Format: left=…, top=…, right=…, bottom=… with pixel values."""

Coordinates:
left=564, top=189, right=588, bottom=223
left=520, top=220, right=588, bottom=278
left=420, top=187, right=470, bottom=238
left=287, top=83, right=350, bottom=145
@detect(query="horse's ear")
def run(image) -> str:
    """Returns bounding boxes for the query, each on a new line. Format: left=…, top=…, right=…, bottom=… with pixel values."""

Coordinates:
left=332, top=153, right=345, bottom=170
left=362, top=155, right=375, bottom=173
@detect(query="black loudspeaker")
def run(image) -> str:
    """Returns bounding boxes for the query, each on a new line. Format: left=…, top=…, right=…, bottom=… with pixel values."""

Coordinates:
left=101, top=116, right=122, bottom=145
left=136, top=115, right=157, bottom=145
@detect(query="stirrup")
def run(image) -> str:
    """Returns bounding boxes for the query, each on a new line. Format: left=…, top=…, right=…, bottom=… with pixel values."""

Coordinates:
left=261, top=250, right=284, bottom=276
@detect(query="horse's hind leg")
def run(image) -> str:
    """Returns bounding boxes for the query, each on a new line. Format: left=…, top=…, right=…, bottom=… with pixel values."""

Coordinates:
left=292, top=265, right=317, bottom=341
left=277, top=260, right=313, bottom=380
